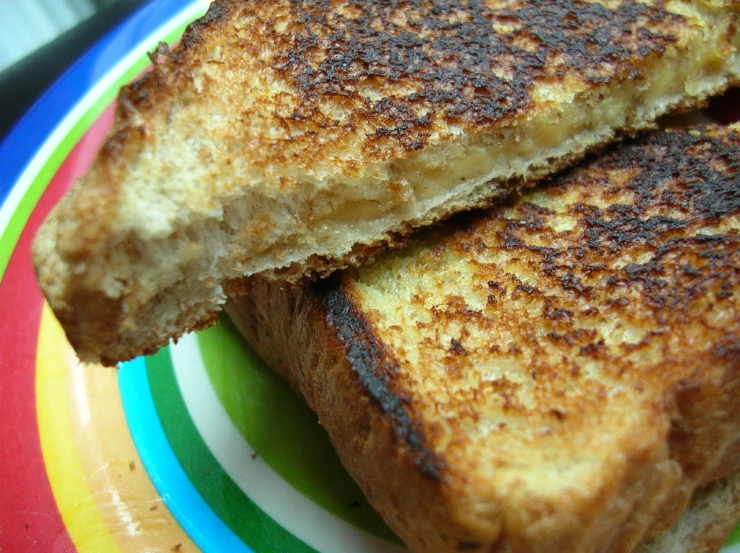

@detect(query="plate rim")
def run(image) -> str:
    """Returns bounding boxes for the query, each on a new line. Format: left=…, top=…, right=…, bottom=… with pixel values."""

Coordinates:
left=0, top=0, right=208, bottom=235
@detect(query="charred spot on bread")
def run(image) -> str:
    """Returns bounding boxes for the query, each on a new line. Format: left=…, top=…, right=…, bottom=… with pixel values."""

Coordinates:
left=319, top=278, right=446, bottom=479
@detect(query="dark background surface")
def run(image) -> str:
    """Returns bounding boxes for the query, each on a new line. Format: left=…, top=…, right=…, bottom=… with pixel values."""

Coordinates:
left=0, top=0, right=148, bottom=141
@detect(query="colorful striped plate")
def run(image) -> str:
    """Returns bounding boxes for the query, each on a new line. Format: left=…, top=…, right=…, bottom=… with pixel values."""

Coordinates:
left=0, top=1, right=737, bottom=552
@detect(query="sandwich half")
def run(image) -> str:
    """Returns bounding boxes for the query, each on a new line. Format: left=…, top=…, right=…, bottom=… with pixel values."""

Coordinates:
left=227, top=125, right=740, bottom=553
left=33, top=0, right=740, bottom=365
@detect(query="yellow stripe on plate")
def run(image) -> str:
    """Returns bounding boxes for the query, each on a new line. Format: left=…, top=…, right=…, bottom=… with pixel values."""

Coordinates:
left=37, top=304, right=122, bottom=553
left=37, top=303, right=197, bottom=552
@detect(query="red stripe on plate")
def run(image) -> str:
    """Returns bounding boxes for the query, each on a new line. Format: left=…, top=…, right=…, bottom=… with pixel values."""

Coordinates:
left=0, top=106, right=115, bottom=552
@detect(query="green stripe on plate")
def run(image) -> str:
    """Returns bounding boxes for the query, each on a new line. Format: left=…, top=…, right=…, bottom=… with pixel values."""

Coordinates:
left=0, top=18, right=197, bottom=280
left=196, top=316, right=399, bottom=542
left=145, top=346, right=317, bottom=553
left=728, top=523, right=740, bottom=546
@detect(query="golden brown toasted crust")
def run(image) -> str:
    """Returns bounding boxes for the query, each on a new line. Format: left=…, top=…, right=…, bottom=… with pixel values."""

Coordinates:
left=120, top=0, right=733, bottom=160
left=227, top=125, right=740, bottom=553
left=33, top=0, right=740, bottom=365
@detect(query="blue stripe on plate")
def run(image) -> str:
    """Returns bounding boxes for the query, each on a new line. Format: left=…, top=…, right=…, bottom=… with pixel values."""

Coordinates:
left=0, top=0, right=200, bottom=206
left=119, top=356, right=253, bottom=553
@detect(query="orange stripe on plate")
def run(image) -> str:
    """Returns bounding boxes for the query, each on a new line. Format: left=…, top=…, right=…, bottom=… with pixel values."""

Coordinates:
left=37, top=303, right=197, bottom=552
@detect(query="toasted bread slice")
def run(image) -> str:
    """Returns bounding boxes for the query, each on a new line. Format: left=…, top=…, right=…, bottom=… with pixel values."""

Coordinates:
left=33, top=0, right=740, bottom=365
left=227, top=125, right=740, bottom=553
left=635, top=475, right=740, bottom=553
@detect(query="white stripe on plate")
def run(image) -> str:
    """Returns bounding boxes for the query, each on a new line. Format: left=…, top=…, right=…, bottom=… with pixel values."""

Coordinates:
left=171, top=334, right=406, bottom=553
